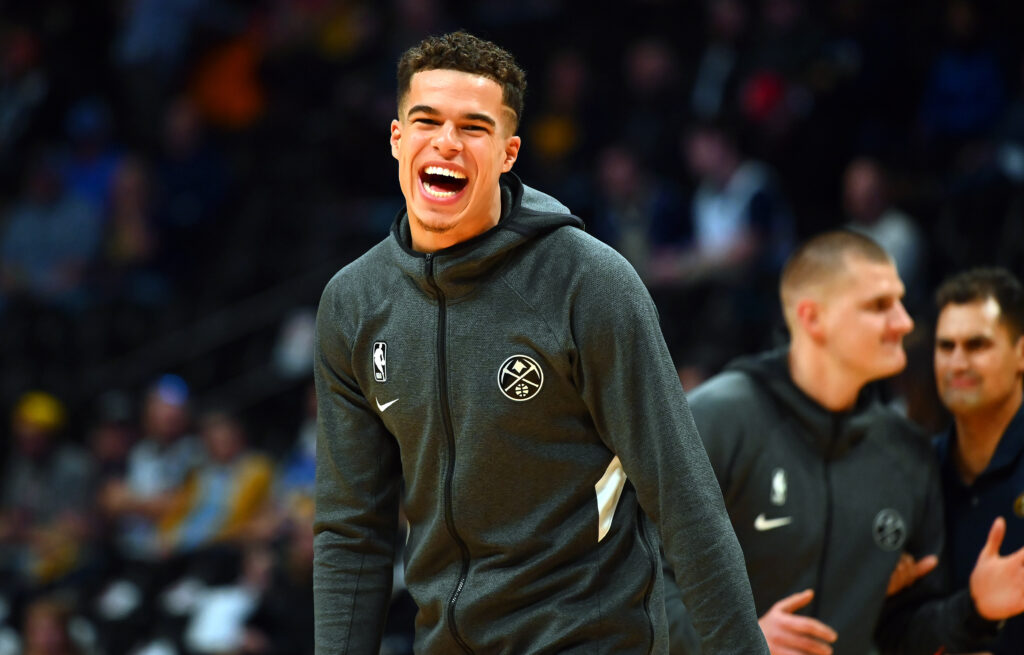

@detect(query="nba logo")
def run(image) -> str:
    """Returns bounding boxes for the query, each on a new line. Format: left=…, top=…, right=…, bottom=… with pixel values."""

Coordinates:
left=373, top=342, right=387, bottom=382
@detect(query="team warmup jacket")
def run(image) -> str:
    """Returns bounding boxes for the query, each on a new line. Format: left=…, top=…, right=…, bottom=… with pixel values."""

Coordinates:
left=665, top=348, right=999, bottom=655
left=313, top=174, right=767, bottom=654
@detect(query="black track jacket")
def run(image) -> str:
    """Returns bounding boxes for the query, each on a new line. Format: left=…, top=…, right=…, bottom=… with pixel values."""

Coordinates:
left=313, top=174, right=767, bottom=654
left=665, top=348, right=998, bottom=655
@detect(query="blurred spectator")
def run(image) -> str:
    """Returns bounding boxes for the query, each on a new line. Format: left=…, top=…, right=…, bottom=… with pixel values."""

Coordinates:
left=843, top=157, right=926, bottom=307
left=109, top=410, right=273, bottom=653
left=114, top=0, right=208, bottom=145
left=188, top=18, right=266, bottom=131
left=85, top=390, right=137, bottom=575
left=58, top=97, right=124, bottom=215
left=0, top=150, right=103, bottom=311
left=154, top=96, right=229, bottom=287
left=689, top=0, right=751, bottom=121
left=98, top=155, right=169, bottom=306
left=919, top=0, right=1007, bottom=157
left=90, top=376, right=199, bottom=653
left=737, top=0, right=824, bottom=145
left=158, top=409, right=272, bottom=555
left=20, top=596, right=85, bottom=655
left=648, top=121, right=793, bottom=370
left=528, top=49, right=590, bottom=167
left=99, top=374, right=200, bottom=563
left=523, top=48, right=597, bottom=216
left=0, top=392, right=96, bottom=602
left=588, top=144, right=686, bottom=280
left=652, top=121, right=793, bottom=284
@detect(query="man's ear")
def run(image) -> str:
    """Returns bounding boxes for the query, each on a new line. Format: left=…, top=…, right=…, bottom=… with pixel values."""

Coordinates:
left=795, top=298, right=826, bottom=343
left=390, top=119, right=402, bottom=160
left=1014, top=334, right=1024, bottom=374
left=501, top=135, right=521, bottom=173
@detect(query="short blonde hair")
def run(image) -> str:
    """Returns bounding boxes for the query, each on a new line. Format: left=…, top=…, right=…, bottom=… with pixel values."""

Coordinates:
left=780, top=230, right=892, bottom=326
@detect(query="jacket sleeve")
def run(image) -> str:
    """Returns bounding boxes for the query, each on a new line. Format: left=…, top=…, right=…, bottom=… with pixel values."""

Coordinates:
left=313, top=276, right=403, bottom=654
left=875, top=449, right=1000, bottom=654
left=571, top=254, right=767, bottom=654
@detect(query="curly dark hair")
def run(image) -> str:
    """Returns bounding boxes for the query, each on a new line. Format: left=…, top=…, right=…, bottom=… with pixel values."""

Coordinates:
left=935, top=267, right=1024, bottom=338
left=397, top=31, right=526, bottom=130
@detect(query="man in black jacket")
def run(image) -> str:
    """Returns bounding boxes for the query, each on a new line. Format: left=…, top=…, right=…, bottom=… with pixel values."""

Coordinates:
left=931, top=267, right=1024, bottom=655
left=667, top=231, right=1024, bottom=655
left=313, top=31, right=768, bottom=654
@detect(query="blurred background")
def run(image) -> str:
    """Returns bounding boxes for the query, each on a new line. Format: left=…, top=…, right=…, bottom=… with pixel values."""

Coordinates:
left=2, top=0, right=1024, bottom=653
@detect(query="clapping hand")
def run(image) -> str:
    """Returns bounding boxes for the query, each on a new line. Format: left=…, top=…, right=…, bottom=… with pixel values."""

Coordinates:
left=970, top=516, right=1024, bottom=620
left=758, top=589, right=838, bottom=655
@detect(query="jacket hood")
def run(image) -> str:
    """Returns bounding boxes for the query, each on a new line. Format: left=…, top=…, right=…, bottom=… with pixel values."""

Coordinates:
left=387, top=172, right=584, bottom=299
left=726, top=347, right=883, bottom=459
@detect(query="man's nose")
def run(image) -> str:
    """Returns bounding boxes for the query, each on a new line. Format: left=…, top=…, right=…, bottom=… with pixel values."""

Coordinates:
left=947, top=344, right=970, bottom=369
left=891, top=301, right=914, bottom=335
left=432, top=121, right=462, bottom=154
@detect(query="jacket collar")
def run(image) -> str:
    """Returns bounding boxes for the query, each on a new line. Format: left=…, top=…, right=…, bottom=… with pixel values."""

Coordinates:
left=729, top=347, right=884, bottom=459
left=938, top=400, right=1024, bottom=486
left=385, top=173, right=583, bottom=300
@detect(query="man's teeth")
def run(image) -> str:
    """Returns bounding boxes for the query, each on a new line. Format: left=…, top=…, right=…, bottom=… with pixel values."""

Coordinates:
left=423, top=182, right=457, bottom=198
left=424, top=166, right=466, bottom=179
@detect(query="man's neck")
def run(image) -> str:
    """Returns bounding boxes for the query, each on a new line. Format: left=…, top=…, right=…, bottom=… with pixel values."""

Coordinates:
left=953, top=386, right=1023, bottom=485
left=410, top=187, right=504, bottom=253
left=788, top=346, right=864, bottom=412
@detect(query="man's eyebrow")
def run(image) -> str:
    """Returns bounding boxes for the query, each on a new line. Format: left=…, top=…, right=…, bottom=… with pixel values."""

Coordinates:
left=462, top=112, right=496, bottom=127
left=406, top=105, right=497, bottom=127
left=407, top=104, right=439, bottom=118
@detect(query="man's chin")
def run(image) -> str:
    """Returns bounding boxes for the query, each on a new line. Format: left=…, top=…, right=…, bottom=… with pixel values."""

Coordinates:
left=412, top=205, right=463, bottom=234
left=868, top=355, right=907, bottom=381
left=940, top=391, right=982, bottom=412
left=415, top=216, right=457, bottom=234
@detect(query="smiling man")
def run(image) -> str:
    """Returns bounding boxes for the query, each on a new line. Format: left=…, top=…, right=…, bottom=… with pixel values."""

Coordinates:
left=312, top=32, right=767, bottom=654
left=664, top=231, right=1024, bottom=654
left=933, top=268, right=1024, bottom=655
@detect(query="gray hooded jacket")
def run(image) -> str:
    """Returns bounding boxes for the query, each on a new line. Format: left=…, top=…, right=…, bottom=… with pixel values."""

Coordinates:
left=665, top=348, right=998, bottom=655
left=313, top=174, right=767, bottom=654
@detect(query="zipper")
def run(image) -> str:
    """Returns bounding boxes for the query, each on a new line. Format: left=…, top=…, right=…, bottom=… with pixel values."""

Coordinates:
left=811, top=420, right=837, bottom=616
left=426, top=253, right=474, bottom=654
left=634, top=506, right=657, bottom=655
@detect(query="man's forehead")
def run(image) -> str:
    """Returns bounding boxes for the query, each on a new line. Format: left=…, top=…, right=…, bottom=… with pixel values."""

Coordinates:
left=407, top=69, right=502, bottom=103
left=403, top=69, right=515, bottom=122
left=937, top=297, right=1004, bottom=335
left=829, top=255, right=902, bottom=296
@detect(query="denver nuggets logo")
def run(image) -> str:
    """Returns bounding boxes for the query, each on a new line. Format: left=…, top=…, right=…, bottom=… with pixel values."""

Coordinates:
left=873, top=509, right=906, bottom=551
left=498, top=355, right=543, bottom=401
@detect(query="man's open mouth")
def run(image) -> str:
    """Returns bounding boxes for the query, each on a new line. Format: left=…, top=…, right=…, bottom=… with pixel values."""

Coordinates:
left=420, top=165, right=468, bottom=199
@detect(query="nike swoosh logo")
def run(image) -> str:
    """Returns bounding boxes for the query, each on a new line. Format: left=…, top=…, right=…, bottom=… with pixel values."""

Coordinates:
left=754, top=513, right=793, bottom=531
left=375, top=397, right=399, bottom=412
